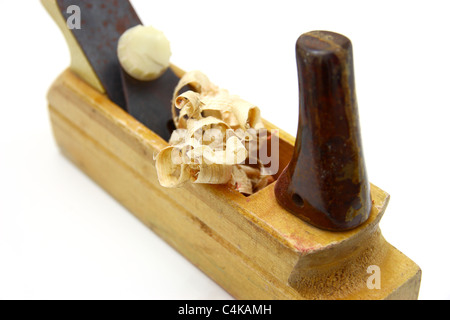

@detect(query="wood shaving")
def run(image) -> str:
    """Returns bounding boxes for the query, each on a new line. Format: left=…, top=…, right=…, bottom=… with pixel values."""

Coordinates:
left=155, top=70, right=273, bottom=195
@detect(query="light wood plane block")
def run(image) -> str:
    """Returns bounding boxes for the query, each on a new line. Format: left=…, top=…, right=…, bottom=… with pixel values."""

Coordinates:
left=46, top=69, right=421, bottom=300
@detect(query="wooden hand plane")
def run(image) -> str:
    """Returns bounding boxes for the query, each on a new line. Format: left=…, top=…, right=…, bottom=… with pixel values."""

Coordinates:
left=42, top=0, right=421, bottom=299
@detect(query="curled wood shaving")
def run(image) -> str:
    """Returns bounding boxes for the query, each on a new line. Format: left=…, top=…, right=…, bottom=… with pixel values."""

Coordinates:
left=155, top=70, right=273, bottom=195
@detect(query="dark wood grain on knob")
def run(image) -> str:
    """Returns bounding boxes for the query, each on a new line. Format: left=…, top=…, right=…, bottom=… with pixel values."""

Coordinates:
left=274, top=31, right=372, bottom=231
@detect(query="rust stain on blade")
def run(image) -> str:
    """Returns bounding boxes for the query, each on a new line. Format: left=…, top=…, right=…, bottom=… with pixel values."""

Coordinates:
left=120, top=68, right=179, bottom=141
left=57, top=0, right=141, bottom=109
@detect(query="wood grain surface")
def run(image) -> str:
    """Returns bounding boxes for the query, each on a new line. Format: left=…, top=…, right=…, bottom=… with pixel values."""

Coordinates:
left=46, top=69, right=421, bottom=299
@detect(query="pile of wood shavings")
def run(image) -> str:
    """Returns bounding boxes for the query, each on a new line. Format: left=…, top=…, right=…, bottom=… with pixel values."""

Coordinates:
left=155, top=71, right=274, bottom=195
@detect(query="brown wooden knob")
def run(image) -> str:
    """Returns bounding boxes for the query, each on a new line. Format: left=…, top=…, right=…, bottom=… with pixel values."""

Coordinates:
left=274, top=31, right=372, bottom=231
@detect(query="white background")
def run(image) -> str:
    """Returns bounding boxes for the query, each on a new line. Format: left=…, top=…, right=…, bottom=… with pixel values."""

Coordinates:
left=1, top=0, right=449, bottom=300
